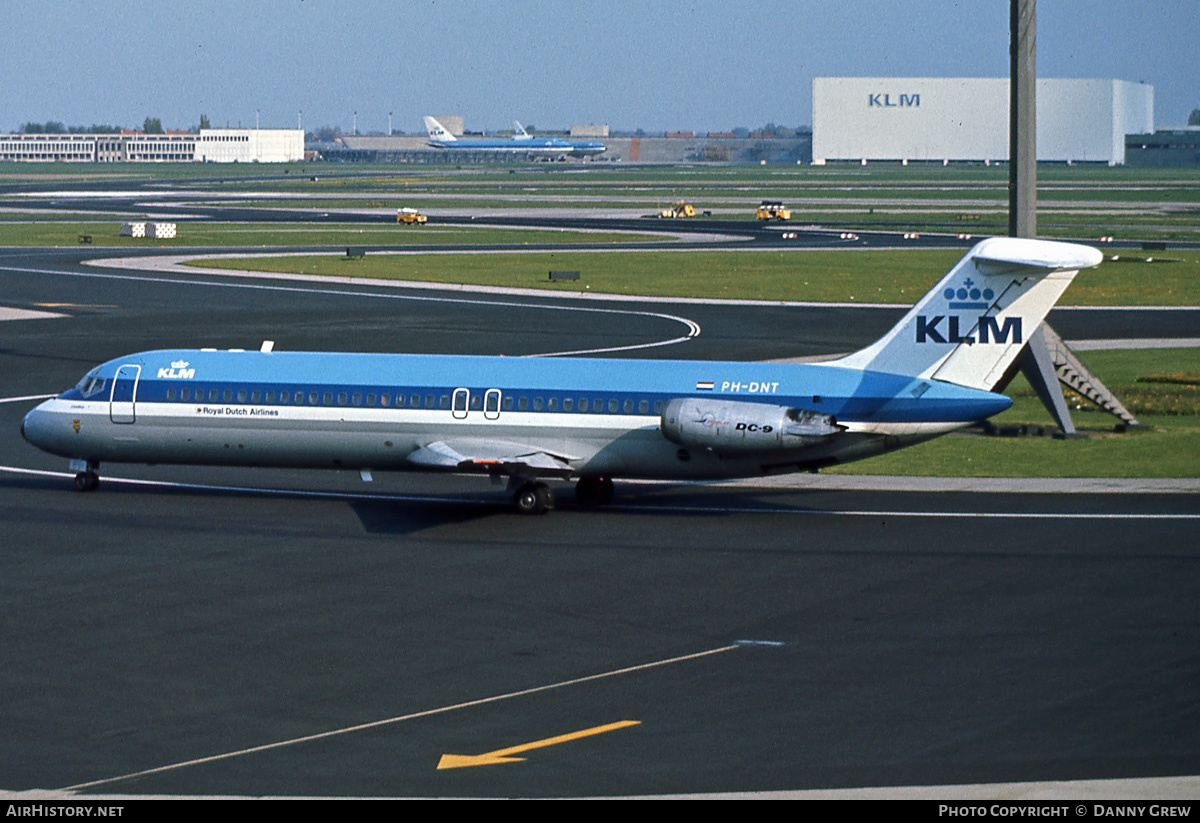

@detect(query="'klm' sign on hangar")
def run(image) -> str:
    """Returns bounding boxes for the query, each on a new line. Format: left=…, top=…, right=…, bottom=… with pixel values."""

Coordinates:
left=812, top=78, right=1153, bottom=165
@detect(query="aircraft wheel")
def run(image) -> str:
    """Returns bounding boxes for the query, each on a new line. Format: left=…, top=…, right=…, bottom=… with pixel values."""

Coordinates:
left=514, top=482, right=553, bottom=515
left=74, top=471, right=99, bottom=492
left=575, top=476, right=614, bottom=507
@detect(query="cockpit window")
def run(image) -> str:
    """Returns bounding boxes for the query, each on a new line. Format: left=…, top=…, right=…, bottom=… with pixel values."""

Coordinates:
left=75, top=374, right=107, bottom=399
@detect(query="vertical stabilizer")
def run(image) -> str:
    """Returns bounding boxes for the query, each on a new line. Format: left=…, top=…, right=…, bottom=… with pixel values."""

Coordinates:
left=423, top=116, right=456, bottom=142
left=832, top=238, right=1103, bottom=390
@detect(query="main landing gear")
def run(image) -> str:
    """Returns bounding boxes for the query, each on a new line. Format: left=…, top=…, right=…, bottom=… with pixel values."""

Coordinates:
left=512, top=477, right=615, bottom=514
left=513, top=481, right=554, bottom=515
left=574, top=476, right=614, bottom=508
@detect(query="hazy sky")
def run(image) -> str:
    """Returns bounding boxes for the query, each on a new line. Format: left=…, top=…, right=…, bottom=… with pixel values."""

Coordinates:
left=2, top=0, right=1195, bottom=134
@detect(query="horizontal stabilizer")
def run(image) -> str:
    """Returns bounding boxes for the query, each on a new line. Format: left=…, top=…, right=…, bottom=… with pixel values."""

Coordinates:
left=973, top=239, right=1103, bottom=276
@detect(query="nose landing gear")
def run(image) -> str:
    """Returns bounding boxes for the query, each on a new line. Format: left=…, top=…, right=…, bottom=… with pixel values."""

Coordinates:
left=70, top=460, right=99, bottom=494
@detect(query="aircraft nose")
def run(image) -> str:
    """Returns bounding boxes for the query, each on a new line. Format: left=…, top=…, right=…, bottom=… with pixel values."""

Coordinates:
left=21, top=407, right=38, bottom=445
left=21, top=402, right=55, bottom=450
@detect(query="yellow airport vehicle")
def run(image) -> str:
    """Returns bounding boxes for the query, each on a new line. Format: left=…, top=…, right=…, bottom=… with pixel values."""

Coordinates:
left=397, top=208, right=428, bottom=225
left=658, top=201, right=697, bottom=218
left=756, top=200, right=791, bottom=221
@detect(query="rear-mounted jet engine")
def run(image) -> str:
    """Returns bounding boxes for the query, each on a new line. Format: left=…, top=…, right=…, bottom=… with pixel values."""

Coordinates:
left=661, top=398, right=844, bottom=455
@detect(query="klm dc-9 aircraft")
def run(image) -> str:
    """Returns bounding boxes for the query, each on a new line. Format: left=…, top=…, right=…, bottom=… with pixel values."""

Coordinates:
left=21, top=238, right=1102, bottom=514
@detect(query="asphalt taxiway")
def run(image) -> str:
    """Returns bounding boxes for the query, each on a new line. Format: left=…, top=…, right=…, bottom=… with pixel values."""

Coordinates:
left=1, top=241, right=1197, bottom=798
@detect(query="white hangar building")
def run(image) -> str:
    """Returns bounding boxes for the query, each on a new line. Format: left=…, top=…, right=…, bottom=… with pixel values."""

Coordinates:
left=812, top=78, right=1153, bottom=165
left=0, top=129, right=304, bottom=163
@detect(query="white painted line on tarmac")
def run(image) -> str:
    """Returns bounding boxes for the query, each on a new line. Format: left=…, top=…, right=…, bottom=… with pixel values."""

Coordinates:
left=59, top=644, right=739, bottom=792
left=3, top=465, right=1196, bottom=518
left=0, top=393, right=55, bottom=404
left=0, top=262, right=703, bottom=357
left=0, top=306, right=66, bottom=321
left=623, top=502, right=1200, bottom=520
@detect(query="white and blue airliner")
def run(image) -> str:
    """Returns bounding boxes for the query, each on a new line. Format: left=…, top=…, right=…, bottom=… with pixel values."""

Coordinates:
left=424, top=116, right=607, bottom=159
left=21, top=238, right=1103, bottom=513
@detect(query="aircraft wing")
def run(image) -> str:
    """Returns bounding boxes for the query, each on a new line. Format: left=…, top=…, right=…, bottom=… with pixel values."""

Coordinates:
left=407, top=440, right=575, bottom=477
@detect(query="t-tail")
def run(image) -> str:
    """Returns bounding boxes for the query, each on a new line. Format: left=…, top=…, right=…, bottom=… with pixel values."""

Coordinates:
left=423, top=116, right=456, bottom=143
left=833, top=237, right=1103, bottom=390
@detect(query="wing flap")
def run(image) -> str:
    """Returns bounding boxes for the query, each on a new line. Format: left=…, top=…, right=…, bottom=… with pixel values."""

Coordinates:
left=407, top=440, right=574, bottom=476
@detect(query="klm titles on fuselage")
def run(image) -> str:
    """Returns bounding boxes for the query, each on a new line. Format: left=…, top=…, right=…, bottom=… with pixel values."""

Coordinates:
left=869, top=93, right=920, bottom=107
left=157, top=360, right=195, bottom=379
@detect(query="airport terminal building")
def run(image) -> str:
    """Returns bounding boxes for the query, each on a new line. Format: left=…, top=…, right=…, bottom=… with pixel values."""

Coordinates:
left=0, top=128, right=304, bottom=163
left=812, top=78, right=1153, bottom=165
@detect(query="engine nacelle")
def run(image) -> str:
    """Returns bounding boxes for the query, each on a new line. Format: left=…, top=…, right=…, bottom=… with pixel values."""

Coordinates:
left=660, top=398, right=843, bottom=455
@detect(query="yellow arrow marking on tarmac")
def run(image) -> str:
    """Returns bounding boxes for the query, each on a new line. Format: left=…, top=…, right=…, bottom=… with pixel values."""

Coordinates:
left=437, top=720, right=641, bottom=770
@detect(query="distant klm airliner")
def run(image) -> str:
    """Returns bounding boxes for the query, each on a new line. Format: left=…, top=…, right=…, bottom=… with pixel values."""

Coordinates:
left=22, top=238, right=1102, bottom=514
left=423, top=116, right=607, bottom=158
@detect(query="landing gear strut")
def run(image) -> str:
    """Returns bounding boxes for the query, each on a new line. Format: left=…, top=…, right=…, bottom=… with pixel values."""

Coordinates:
left=513, top=481, right=554, bottom=515
left=574, top=476, right=614, bottom=507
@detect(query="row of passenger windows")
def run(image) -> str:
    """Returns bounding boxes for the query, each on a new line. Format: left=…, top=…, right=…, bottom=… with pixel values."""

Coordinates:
left=163, top=386, right=665, bottom=415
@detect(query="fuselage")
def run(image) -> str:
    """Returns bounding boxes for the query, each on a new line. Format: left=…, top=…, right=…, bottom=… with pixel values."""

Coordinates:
left=22, top=348, right=1010, bottom=481
left=426, top=137, right=607, bottom=157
